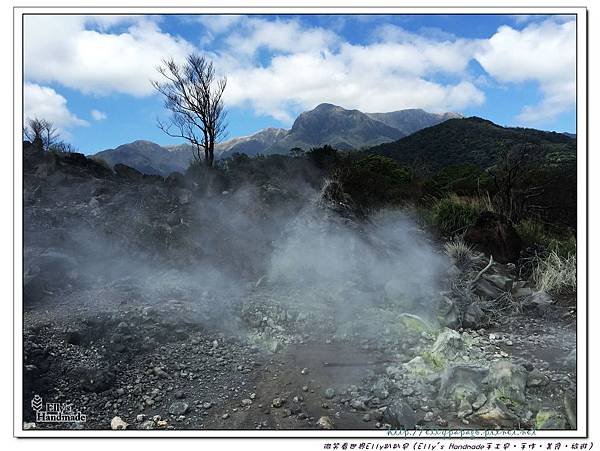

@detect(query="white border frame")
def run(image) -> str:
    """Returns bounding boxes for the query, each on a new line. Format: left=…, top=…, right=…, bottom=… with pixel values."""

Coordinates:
left=12, top=4, right=588, bottom=438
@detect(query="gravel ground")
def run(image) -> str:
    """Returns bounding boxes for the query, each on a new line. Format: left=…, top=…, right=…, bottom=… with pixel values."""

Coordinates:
left=21, top=148, right=578, bottom=432
left=22, top=283, right=576, bottom=431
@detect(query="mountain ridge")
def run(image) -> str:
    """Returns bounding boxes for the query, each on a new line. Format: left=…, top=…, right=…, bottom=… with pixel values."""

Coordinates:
left=93, top=103, right=464, bottom=174
left=368, top=116, right=576, bottom=172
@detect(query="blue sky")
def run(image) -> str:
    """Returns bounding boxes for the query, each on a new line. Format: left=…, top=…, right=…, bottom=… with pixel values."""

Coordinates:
left=23, top=14, right=576, bottom=154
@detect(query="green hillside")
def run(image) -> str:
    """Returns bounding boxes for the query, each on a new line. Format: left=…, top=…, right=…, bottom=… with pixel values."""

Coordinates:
left=368, top=117, right=576, bottom=172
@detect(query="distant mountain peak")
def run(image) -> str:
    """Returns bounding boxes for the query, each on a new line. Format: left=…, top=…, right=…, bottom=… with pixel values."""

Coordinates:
left=313, top=102, right=342, bottom=111
left=94, top=104, right=463, bottom=173
left=366, top=108, right=464, bottom=136
left=130, top=139, right=155, bottom=144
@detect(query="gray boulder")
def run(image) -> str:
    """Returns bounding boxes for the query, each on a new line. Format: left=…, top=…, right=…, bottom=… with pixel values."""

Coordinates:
left=382, top=401, right=417, bottom=429
left=483, top=274, right=514, bottom=291
left=371, top=379, right=391, bottom=400
left=438, top=364, right=489, bottom=405
left=511, top=282, right=534, bottom=298
left=473, top=396, right=518, bottom=426
left=487, top=361, right=527, bottom=403
left=524, top=291, right=553, bottom=308
left=79, top=367, right=116, bottom=392
left=431, top=329, right=465, bottom=361
left=526, top=369, right=549, bottom=387
left=535, top=409, right=567, bottom=430
left=437, top=295, right=460, bottom=329
left=168, top=401, right=189, bottom=416
left=463, top=303, right=486, bottom=329
left=457, top=398, right=473, bottom=418
left=475, top=278, right=504, bottom=299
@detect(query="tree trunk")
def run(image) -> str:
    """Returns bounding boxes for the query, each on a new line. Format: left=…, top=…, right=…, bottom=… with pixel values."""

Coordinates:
left=206, top=146, right=214, bottom=167
left=204, top=148, right=210, bottom=167
left=206, top=138, right=215, bottom=168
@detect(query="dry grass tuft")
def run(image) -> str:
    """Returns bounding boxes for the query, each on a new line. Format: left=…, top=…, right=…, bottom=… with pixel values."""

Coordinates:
left=532, top=251, right=576, bottom=294
left=444, top=238, right=479, bottom=270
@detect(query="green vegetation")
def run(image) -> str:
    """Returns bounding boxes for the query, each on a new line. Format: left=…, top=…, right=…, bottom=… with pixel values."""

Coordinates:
left=516, top=219, right=577, bottom=258
left=305, top=144, right=341, bottom=170
left=370, top=117, right=575, bottom=173
left=367, top=117, right=576, bottom=247
left=424, top=195, right=484, bottom=237
left=429, top=164, right=491, bottom=196
left=334, top=154, right=411, bottom=212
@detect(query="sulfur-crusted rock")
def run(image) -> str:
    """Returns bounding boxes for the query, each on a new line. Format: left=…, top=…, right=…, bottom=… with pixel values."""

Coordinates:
left=438, top=364, right=489, bottom=406
left=430, top=329, right=465, bottom=361
left=487, top=361, right=527, bottom=404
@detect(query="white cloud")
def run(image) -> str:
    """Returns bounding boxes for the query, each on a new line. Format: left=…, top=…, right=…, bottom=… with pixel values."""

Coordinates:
left=24, top=82, right=88, bottom=132
left=511, top=15, right=535, bottom=24
left=81, top=15, right=152, bottom=31
left=90, top=109, right=107, bottom=121
left=225, top=49, right=484, bottom=123
left=475, top=18, right=575, bottom=124
left=196, top=15, right=243, bottom=33
left=511, top=14, right=575, bottom=26
left=220, top=22, right=485, bottom=122
left=24, top=15, right=195, bottom=96
left=224, top=17, right=340, bottom=57
left=23, top=15, right=576, bottom=128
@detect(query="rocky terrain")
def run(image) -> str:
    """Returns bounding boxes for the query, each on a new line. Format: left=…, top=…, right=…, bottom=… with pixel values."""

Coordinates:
left=22, top=145, right=576, bottom=432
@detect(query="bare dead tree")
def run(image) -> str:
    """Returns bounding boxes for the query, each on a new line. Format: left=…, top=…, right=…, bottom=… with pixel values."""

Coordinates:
left=24, top=118, right=59, bottom=151
left=152, top=53, right=227, bottom=168
left=491, top=143, right=545, bottom=223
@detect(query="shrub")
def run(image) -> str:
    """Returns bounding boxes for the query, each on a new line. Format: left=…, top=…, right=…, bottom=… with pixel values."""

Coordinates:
left=336, top=154, right=411, bottom=212
left=516, top=219, right=576, bottom=257
left=431, top=164, right=491, bottom=196
left=306, top=145, right=340, bottom=170
left=515, top=219, right=547, bottom=246
left=428, top=195, right=482, bottom=237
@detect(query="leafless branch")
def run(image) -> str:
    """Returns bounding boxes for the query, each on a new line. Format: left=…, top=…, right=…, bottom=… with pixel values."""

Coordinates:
left=152, top=53, right=227, bottom=167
